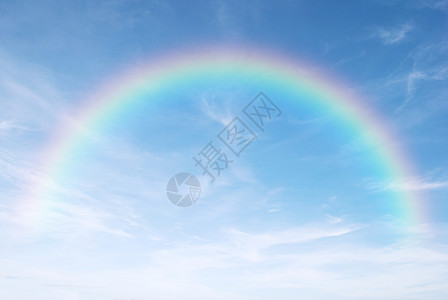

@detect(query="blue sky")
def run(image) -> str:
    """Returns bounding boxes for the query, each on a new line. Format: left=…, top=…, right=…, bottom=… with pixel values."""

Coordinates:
left=1, top=1, right=448, bottom=299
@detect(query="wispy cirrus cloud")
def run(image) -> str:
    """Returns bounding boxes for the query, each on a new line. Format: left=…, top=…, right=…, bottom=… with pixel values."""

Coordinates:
left=362, top=40, right=448, bottom=114
left=0, top=120, right=32, bottom=133
left=2, top=222, right=448, bottom=300
left=200, top=94, right=234, bottom=126
left=369, top=177, right=448, bottom=191
left=391, top=180, right=448, bottom=191
left=398, top=62, right=448, bottom=111
left=413, top=0, right=448, bottom=10
left=370, top=23, right=414, bottom=45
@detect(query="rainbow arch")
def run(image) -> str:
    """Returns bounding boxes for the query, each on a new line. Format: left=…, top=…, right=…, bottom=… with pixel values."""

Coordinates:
left=30, top=46, right=424, bottom=226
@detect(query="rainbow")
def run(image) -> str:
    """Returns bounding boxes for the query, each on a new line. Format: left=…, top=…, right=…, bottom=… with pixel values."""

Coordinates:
left=27, top=45, right=425, bottom=227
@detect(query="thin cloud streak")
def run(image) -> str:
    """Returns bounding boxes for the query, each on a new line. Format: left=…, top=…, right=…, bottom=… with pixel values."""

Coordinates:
left=372, top=23, right=414, bottom=45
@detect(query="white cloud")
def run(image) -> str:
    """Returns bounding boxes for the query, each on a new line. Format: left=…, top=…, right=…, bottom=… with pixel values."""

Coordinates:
left=414, top=0, right=448, bottom=10
left=221, top=224, right=360, bottom=261
left=0, top=120, right=14, bottom=130
left=332, top=51, right=366, bottom=68
left=363, top=40, right=448, bottom=113
left=393, top=180, right=448, bottom=191
left=371, top=177, right=448, bottom=191
left=325, top=213, right=344, bottom=224
left=372, top=23, right=414, bottom=45
left=2, top=222, right=448, bottom=299
left=200, top=95, right=234, bottom=126
left=398, top=64, right=448, bottom=111
left=0, top=120, right=31, bottom=132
